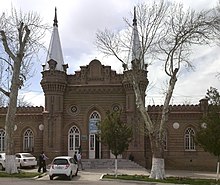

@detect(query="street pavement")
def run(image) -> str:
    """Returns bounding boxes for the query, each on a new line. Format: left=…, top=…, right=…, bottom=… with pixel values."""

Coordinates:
left=30, top=167, right=217, bottom=183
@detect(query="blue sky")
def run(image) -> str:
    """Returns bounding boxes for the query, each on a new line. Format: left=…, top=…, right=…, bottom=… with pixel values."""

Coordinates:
left=0, top=0, right=219, bottom=106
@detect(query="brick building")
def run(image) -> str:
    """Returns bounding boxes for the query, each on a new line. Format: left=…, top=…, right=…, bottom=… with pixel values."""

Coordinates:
left=0, top=9, right=217, bottom=171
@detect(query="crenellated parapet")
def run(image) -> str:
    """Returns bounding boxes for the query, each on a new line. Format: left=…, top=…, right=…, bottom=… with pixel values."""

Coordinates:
left=122, top=69, right=148, bottom=92
left=0, top=106, right=43, bottom=115
left=41, top=70, right=67, bottom=93
left=148, top=100, right=209, bottom=113
left=67, top=59, right=124, bottom=85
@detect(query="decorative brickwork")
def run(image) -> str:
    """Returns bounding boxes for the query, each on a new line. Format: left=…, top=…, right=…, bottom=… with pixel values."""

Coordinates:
left=0, top=60, right=216, bottom=171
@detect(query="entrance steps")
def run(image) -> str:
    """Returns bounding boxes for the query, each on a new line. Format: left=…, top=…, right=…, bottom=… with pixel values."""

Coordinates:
left=81, top=159, right=145, bottom=169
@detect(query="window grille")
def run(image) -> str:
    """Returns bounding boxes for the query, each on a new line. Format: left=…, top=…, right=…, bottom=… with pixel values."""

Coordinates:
left=184, top=127, right=195, bottom=150
left=0, top=129, right=5, bottom=152
left=23, top=129, right=34, bottom=152
left=68, top=126, right=80, bottom=151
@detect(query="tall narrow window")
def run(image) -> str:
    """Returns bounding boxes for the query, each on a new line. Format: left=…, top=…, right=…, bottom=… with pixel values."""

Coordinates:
left=23, top=129, right=34, bottom=152
left=68, top=126, right=80, bottom=152
left=89, top=111, right=100, bottom=133
left=89, top=111, right=101, bottom=159
left=0, top=129, right=5, bottom=152
left=184, top=127, right=195, bottom=150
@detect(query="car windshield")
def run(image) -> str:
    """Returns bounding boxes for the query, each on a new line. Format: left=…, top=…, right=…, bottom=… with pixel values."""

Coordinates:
left=53, top=159, right=69, bottom=165
left=22, top=153, right=34, bottom=157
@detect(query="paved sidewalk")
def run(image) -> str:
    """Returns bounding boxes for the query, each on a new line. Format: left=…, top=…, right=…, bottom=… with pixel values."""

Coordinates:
left=34, top=167, right=217, bottom=182
left=80, top=168, right=217, bottom=179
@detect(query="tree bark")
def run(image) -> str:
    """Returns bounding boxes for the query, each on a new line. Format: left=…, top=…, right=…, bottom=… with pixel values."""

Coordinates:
left=131, top=70, right=177, bottom=179
left=217, top=156, right=220, bottom=181
left=5, top=58, right=21, bottom=174
left=149, top=157, right=165, bottom=179
left=149, top=133, right=165, bottom=179
left=5, top=155, right=18, bottom=174
left=217, top=162, right=219, bottom=181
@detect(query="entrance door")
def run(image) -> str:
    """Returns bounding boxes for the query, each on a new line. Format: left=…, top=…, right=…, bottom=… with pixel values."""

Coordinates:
left=68, top=126, right=80, bottom=156
left=89, top=134, right=101, bottom=159
left=95, top=135, right=100, bottom=158
left=89, top=111, right=101, bottom=159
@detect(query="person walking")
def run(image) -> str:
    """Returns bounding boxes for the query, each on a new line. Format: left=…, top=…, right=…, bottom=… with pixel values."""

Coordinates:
left=73, top=151, right=78, bottom=163
left=42, top=151, right=48, bottom=172
left=38, top=151, right=44, bottom=173
left=38, top=151, right=48, bottom=173
left=77, top=152, right=84, bottom=170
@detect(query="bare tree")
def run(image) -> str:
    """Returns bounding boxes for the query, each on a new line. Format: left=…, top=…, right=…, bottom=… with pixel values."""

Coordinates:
left=0, top=7, right=49, bottom=174
left=96, top=1, right=220, bottom=179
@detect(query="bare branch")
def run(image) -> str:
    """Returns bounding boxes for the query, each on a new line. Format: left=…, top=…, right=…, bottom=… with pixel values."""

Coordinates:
left=0, top=56, right=13, bottom=69
left=95, top=0, right=220, bottom=179
left=0, top=30, right=16, bottom=61
left=0, top=87, right=10, bottom=97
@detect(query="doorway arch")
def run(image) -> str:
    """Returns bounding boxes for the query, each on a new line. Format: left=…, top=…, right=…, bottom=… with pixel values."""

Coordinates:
left=89, top=111, right=101, bottom=159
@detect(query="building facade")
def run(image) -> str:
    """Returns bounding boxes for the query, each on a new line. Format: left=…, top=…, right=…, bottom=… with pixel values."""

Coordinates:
left=0, top=9, right=217, bottom=171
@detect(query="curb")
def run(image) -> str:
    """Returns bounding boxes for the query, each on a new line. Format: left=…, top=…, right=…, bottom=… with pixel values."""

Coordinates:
left=33, top=172, right=47, bottom=179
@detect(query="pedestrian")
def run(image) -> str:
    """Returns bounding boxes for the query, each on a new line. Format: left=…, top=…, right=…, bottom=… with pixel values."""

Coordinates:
left=77, top=152, right=84, bottom=170
left=42, top=151, right=48, bottom=172
left=73, top=151, right=78, bottom=163
left=38, top=151, right=48, bottom=173
left=78, top=145, right=82, bottom=154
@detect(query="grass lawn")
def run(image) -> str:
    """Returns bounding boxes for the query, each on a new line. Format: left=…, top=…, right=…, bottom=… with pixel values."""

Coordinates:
left=103, top=174, right=220, bottom=185
left=0, top=171, right=40, bottom=178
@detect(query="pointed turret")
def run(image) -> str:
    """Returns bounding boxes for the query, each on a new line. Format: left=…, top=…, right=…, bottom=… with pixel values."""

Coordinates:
left=44, top=7, right=65, bottom=71
left=131, top=7, right=143, bottom=69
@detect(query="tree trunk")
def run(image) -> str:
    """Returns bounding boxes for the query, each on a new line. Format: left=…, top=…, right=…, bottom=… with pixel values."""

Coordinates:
left=148, top=72, right=178, bottom=179
left=5, top=155, right=18, bottom=174
left=216, top=162, right=219, bottom=181
left=149, top=133, right=165, bottom=179
left=216, top=156, right=220, bottom=181
left=5, top=58, right=21, bottom=174
left=150, top=157, right=165, bottom=179
left=1, top=13, right=31, bottom=174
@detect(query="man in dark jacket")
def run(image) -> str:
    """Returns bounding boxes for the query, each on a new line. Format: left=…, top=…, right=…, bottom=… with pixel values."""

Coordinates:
left=38, top=151, right=48, bottom=173
left=73, top=151, right=78, bottom=163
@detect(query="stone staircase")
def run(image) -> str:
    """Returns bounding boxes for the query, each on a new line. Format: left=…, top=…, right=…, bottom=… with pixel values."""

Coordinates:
left=81, top=159, right=145, bottom=170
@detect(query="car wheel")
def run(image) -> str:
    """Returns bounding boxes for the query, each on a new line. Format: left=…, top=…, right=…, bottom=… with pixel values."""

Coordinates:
left=49, top=175, right=53, bottom=180
left=75, top=168, right=78, bottom=176
left=68, top=172, right=72, bottom=180
left=0, top=164, right=5, bottom=171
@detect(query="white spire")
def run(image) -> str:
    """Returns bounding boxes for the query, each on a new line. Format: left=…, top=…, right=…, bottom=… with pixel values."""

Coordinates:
left=131, top=7, right=143, bottom=69
left=44, top=8, right=64, bottom=71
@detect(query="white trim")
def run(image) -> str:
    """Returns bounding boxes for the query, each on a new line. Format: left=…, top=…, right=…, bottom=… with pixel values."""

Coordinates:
left=68, top=126, right=80, bottom=156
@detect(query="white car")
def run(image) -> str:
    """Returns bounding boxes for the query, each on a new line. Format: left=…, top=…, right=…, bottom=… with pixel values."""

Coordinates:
left=49, top=156, right=78, bottom=180
left=0, top=153, right=20, bottom=171
left=15, top=153, right=37, bottom=168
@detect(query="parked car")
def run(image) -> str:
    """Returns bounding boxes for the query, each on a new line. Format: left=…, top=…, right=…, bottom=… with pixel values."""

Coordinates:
left=15, top=153, right=37, bottom=168
left=49, top=156, right=78, bottom=180
left=0, top=153, right=20, bottom=171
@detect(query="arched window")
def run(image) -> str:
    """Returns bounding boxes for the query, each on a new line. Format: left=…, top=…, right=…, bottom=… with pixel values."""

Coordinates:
left=68, top=126, right=80, bottom=153
left=0, top=129, right=5, bottom=152
left=23, top=129, right=34, bottom=152
left=89, top=111, right=101, bottom=133
left=184, top=127, right=195, bottom=150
